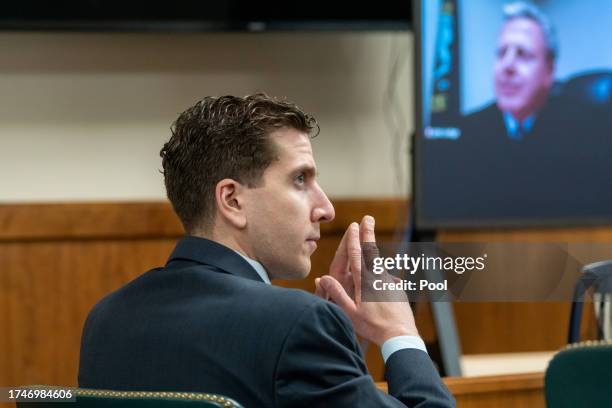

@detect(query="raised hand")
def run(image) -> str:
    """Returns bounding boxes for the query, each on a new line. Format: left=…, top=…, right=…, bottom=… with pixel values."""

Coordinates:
left=316, top=218, right=419, bottom=346
left=315, top=215, right=375, bottom=301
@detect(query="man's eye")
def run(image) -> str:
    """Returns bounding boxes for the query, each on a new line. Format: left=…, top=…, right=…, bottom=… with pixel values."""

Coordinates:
left=295, top=174, right=306, bottom=184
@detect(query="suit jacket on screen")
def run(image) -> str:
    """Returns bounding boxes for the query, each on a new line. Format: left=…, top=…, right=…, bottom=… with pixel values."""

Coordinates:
left=422, top=100, right=611, bottom=224
left=79, top=236, right=455, bottom=407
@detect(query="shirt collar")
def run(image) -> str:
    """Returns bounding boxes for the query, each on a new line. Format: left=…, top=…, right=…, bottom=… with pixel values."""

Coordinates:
left=166, top=236, right=264, bottom=283
left=503, top=112, right=536, bottom=140
left=232, top=250, right=271, bottom=284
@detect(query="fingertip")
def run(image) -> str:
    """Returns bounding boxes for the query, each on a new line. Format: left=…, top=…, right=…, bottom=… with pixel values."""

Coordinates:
left=351, top=223, right=362, bottom=239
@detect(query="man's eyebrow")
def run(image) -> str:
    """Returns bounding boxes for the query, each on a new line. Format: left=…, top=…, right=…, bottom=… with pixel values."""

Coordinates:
left=292, top=164, right=318, bottom=177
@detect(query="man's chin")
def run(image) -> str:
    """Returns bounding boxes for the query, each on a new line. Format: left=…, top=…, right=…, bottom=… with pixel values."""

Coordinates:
left=294, top=258, right=311, bottom=279
left=496, top=98, right=517, bottom=110
left=270, top=259, right=311, bottom=280
left=497, top=100, right=528, bottom=116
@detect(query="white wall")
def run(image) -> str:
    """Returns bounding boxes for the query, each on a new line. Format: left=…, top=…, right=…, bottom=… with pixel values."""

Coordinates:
left=459, top=0, right=612, bottom=114
left=0, top=31, right=413, bottom=202
left=459, top=0, right=505, bottom=114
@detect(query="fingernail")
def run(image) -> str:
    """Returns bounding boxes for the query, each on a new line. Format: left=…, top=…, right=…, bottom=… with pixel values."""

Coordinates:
left=365, top=215, right=374, bottom=227
left=351, top=222, right=359, bottom=231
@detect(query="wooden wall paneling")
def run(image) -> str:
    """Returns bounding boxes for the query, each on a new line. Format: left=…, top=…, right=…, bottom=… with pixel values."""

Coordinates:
left=1, top=240, right=177, bottom=386
left=454, top=302, right=592, bottom=354
left=0, top=202, right=184, bottom=241
left=377, top=372, right=546, bottom=408
left=438, top=227, right=612, bottom=243
left=445, top=373, right=546, bottom=408
left=445, top=372, right=545, bottom=408
left=440, top=227, right=606, bottom=353
left=0, top=199, right=407, bottom=242
left=0, top=200, right=410, bottom=387
left=2, top=199, right=610, bottom=389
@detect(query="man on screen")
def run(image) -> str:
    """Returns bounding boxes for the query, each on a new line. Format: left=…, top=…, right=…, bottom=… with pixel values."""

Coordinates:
left=463, top=1, right=558, bottom=141
left=432, top=1, right=610, bottom=220
left=78, top=94, right=454, bottom=407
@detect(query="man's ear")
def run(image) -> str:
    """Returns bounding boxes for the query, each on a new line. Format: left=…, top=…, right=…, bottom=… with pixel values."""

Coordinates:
left=215, top=178, right=247, bottom=229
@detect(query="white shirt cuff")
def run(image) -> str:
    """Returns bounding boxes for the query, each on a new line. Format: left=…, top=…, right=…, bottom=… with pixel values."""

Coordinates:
left=381, top=335, right=428, bottom=363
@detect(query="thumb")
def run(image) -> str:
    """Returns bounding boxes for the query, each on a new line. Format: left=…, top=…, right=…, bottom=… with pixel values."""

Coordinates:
left=320, top=276, right=356, bottom=315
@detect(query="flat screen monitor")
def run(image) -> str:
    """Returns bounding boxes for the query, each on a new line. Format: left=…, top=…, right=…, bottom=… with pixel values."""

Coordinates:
left=414, top=0, right=612, bottom=229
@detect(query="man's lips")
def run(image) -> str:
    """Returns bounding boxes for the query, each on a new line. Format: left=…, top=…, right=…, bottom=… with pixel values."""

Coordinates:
left=306, top=232, right=320, bottom=241
left=497, top=82, right=522, bottom=95
left=306, top=236, right=320, bottom=249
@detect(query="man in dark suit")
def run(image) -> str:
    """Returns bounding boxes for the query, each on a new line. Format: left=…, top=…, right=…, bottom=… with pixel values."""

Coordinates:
left=79, top=94, right=454, bottom=407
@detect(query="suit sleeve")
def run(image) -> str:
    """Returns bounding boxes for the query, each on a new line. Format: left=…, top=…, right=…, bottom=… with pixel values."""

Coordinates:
left=274, top=300, right=455, bottom=407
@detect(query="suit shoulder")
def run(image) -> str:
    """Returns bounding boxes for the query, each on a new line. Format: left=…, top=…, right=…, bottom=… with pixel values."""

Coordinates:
left=277, top=291, right=356, bottom=341
left=464, top=102, right=500, bottom=124
left=459, top=103, right=505, bottom=144
left=240, top=283, right=355, bottom=335
left=251, top=283, right=347, bottom=318
left=83, top=266, right=164, bottom=319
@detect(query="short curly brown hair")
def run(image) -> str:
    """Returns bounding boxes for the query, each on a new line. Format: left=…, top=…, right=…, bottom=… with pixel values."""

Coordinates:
left=160, top=93, right=318, bottom=233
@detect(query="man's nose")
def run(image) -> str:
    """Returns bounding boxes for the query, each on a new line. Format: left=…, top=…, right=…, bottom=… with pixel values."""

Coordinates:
left=312, top=184, right=335, bottom=223
left=500, top=48, right=517, bottom=72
